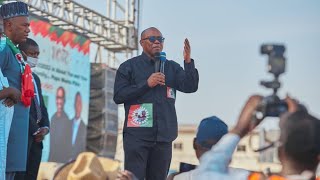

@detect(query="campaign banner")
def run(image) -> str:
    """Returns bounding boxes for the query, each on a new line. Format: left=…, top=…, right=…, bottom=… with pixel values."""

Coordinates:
left=29, top=16, right=90, bottom=162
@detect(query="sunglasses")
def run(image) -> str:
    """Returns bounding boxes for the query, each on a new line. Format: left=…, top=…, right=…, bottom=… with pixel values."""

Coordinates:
left=142, top=36, right=165, bottom=43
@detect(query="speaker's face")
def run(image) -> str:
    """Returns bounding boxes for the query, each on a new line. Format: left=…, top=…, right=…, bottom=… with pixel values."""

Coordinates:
left=140, top=28, right=164, bottom=57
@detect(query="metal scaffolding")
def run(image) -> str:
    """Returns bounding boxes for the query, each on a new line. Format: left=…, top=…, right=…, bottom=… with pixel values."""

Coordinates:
left=18, top=0, right=139, bottom=64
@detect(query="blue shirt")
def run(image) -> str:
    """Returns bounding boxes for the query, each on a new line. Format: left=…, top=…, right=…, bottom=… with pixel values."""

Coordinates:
left=0, top=40, right=30, bottom=172
left=72, top=118, right=81, bottom=145
left=0, top=69, right=14, bottom=179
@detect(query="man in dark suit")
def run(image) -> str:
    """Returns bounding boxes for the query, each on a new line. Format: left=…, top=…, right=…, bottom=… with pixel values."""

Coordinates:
left=15, top=38, right=50, bottom=180
left=71, top=92, right=86, bottom=159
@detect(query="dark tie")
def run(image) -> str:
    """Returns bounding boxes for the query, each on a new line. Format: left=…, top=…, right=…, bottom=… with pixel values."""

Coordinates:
left=33, top=77, right=42, bottom=124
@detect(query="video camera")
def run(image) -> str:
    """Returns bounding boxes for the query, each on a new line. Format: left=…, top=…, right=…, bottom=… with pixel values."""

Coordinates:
left=256, top=44, right=288, bottom=118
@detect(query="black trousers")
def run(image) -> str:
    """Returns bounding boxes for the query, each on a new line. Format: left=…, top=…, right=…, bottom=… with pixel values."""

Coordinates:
left=123, top=133, right=172, bottom=180
left=15, top=139, right=42, bottom=180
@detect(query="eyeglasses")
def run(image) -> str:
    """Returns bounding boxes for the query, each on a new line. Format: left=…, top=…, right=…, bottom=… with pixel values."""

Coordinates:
left=142, top=36, right=165, bottom=43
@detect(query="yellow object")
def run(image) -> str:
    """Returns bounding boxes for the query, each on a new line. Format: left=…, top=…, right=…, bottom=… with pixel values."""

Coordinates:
left=37, top=152, right=120, bottom=180
left=67, top=152, right=107, bottom=180
left=37, top=162, right=63, bottom=180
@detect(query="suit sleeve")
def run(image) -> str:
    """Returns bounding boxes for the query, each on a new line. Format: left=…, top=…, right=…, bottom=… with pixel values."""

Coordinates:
left=35, top=74, right=50, bottom=128
left=175, top=59, right=199, bottom=93
left=28, top=113, right=40, bottom=135
left=113, top=61, right=150, bottom=104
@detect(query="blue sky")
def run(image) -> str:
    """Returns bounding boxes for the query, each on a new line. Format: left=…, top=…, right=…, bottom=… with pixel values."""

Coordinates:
left=76, top=0, right=320, bottom=126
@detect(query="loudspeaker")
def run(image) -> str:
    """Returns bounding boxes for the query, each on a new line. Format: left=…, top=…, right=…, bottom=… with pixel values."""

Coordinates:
left=87, top=63, right=118, bottom=158
left=89, top=89, right=117, bottom=112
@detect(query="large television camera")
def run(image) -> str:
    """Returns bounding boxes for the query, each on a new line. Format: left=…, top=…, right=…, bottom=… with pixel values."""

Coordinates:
left=256, top=44, right=288, bottom=118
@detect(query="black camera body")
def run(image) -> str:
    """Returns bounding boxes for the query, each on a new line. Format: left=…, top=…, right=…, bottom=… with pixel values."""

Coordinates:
left=258, top=44, right=288, bottom=118
left=179, top=162, right=197, bottom=173
left=258, top=95, right=288, bottom=117
left=261, top=44, right=286, bottom=77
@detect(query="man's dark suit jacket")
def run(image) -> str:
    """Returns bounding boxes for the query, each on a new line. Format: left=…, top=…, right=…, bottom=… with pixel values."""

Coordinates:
left=71, top=119, right=87, bottom=159
left=29, top=73, right=50, bottom=143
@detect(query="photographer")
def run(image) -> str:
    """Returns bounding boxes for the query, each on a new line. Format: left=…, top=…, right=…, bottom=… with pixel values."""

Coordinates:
left=188, top=95, right=320, bottom=180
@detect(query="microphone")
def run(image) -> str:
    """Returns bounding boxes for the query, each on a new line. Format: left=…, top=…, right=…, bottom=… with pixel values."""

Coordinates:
left=159, top=52, right=166, bottom=74
left=154, top=52, right=166, bottom=73
left=154, top=52, right=161, bottom=72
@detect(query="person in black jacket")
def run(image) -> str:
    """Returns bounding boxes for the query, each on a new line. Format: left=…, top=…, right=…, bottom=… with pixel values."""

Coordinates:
left=15, top=38, right=50, bottom=180
left=114, top=27, right=199, bottom=180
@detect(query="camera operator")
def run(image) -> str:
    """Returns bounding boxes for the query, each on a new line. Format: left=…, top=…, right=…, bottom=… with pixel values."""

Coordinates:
left=185, top=95, right=320, bottom=180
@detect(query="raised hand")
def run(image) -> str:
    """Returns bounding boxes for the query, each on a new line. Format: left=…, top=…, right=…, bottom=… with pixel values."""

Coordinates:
left=231, top=95, right=263, bottom=138
left=183, top=38, right=191, bottom=63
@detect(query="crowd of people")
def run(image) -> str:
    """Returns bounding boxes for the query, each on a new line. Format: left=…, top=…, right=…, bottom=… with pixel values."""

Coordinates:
left=0, top=1, right=319, bottom=180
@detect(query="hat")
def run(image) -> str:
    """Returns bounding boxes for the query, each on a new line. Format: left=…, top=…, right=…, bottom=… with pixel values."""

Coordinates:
left=195, top=116, right=228, bottom=148
left=0, top=1, right=29, bottom=20
left=53, top=152, right=120, bottom=180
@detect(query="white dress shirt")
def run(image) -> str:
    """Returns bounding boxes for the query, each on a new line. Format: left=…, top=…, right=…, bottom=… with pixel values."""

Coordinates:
left=72, top=118, right=81, bottom=145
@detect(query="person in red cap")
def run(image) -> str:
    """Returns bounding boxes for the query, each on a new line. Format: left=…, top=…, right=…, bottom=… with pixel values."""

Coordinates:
left=0, top=1, right=32, bottom=180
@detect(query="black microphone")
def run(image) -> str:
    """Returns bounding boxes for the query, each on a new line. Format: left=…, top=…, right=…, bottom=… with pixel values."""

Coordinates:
left=155, top=52, right=166, bottom=73
left=154, top=52, right=161, bottom=72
